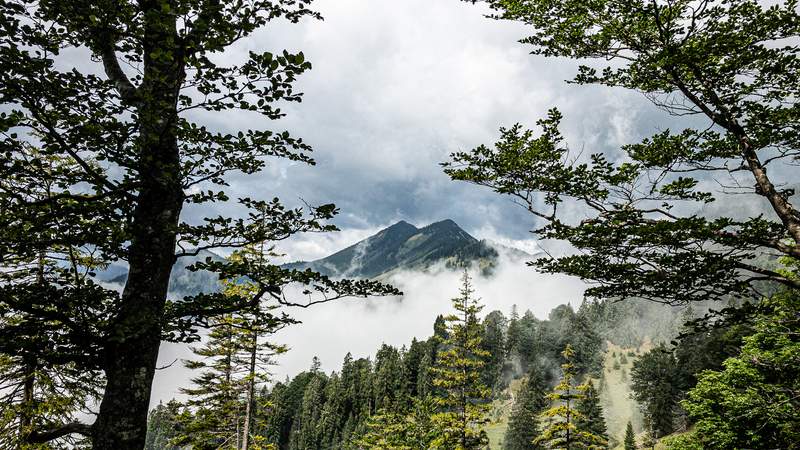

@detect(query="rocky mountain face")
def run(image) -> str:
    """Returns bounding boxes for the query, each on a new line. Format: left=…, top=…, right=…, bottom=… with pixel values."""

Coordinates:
left=285, top=219, right=526, bottom=279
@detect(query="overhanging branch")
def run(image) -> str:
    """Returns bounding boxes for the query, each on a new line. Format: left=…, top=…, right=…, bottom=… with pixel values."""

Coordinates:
left=26, top=422, right=93, bottom=444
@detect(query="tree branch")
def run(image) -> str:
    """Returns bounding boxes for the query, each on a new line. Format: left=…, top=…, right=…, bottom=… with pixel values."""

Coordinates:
left=97, top=41, right=139, bottom=104
left=26, top=422, right=93, bottom=444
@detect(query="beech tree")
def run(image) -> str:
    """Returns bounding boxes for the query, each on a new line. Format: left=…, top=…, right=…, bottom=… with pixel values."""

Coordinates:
left=683, top=289, right=800, bottom=449
left=448, top=0, right=800, bottom=304
left=0, top=1, right=398, bottom=448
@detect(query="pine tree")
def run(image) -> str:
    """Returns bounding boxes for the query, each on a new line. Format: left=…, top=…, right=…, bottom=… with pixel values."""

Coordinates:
left=630, top=344, right=680, bottom=438
left=503, top=370, right=548, bottom=450
left=535, top=345, right=607, bottom=450
left=174, top=247, right=291, bottom=449
left=624, top=422, right=636, bottom=450
left=574, top=381, right=608, bottom=447
left=506, top=305, right=521, bottom=356
left=430, top=271, right=491, bottom=449
left=145, top=400, right=183, bottom=450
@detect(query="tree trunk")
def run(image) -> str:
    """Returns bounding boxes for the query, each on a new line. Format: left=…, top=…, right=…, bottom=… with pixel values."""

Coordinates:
left=92, top=4, right=184, bottom=448
left=241, top=328, right=258, bottom=450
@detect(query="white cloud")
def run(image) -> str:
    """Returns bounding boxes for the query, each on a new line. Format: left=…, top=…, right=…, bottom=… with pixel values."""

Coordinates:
left=151, top=254, right=586, bottom=405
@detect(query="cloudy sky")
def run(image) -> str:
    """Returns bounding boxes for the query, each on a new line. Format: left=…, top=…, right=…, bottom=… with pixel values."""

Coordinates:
left=185, top=0, right=679, bottom=262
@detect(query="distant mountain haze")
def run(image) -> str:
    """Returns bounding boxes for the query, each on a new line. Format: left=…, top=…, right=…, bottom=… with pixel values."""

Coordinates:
left=98, top=220, right=532, bottom=295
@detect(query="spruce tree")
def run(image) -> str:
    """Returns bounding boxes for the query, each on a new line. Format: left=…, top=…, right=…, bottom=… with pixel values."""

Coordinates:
left=630, top=344, right=680, bottom=438
left=481, top=311, right=507, bottom=394
left=430, top=271, right=491, bottom=449
left=506, top=305, right=521, bottom=356
left=174, top=248, right=292, bottom=449
left=574, top=381, right=608, bottom=447
left=355, top=396, right=438, bottom=450
left=624, top=422, right=636, bottom=450
left=289, top=372, right=326, bottom=450
left=174, top=313, right=245, bottom=449
left=503, top=370, right=548, bottom=450
left=0, top=150, right=107, bottom=447
left=144, top=401, right=183, bottom=450
left=535, top=345, right=607, bottom=450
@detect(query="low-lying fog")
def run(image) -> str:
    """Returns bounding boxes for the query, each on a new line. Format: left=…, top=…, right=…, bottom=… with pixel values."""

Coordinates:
left=150, top=250, right=586, bottom=406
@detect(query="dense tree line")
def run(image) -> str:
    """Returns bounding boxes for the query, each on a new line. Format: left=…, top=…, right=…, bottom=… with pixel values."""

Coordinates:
left=146, top=273, right=609, bottom=449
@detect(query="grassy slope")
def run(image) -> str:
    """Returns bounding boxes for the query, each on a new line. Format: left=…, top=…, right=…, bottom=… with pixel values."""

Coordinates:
left=485, top=378, right=523, bottom=449
left=486, top=340, right=654, bottom=450
left=595, top=340, right=651, bottom=448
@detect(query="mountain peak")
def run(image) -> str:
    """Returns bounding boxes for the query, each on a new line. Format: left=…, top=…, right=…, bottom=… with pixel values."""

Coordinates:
left=286, top=219, right=497, bottom=278
left=427, top=218, right=458, bottom=228
left=422, top=219, right=476, bottom=242
left=387, top=220, right=418, bottom=232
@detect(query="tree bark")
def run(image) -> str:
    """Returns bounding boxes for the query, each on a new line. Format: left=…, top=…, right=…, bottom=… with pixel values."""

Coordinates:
left=91, top=4, right=185, bottom=449
left=241, top=328, right=258, bottom=450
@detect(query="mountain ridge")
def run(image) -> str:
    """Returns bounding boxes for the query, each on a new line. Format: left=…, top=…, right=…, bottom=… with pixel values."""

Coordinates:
left=285, top=219, right=531, bottom=279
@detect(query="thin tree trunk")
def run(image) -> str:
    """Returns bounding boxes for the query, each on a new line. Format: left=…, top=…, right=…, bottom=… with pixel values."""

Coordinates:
left=241, top=328, right=258, bottom=450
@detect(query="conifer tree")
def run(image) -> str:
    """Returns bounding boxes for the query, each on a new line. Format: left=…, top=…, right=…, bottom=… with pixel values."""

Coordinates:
left=506, top=305, right=521, bottom=356
left=174, top=313, right=245, bottom=449
left=318, top=373, right=346, bottom=449
left=574, top=381, right=608, bottom=447
left=624, top=422, right=636, bottom=450
left=404, top=339, right=429, bottom=398
left=0, top=151, right=107, bottom=448
left=354, top=396, right=438, bottom=450
left=144, top=401, right=183, bottom=450
left=503, top=370, right=548, bottom=450
left=535, top=345, right=607, bottom=450
left=416, top=352, right=435, bottom=399
left=373, top=344, right=407, bottom=410
left=289, top=371, right=326, bottom=450
left=174, top=247, right=291, bottom=449
left=430, top=271, right=491, bottom=449
left=630, top=344, right=680, bottom=438
left=481, top=311, right=507, bottom=394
